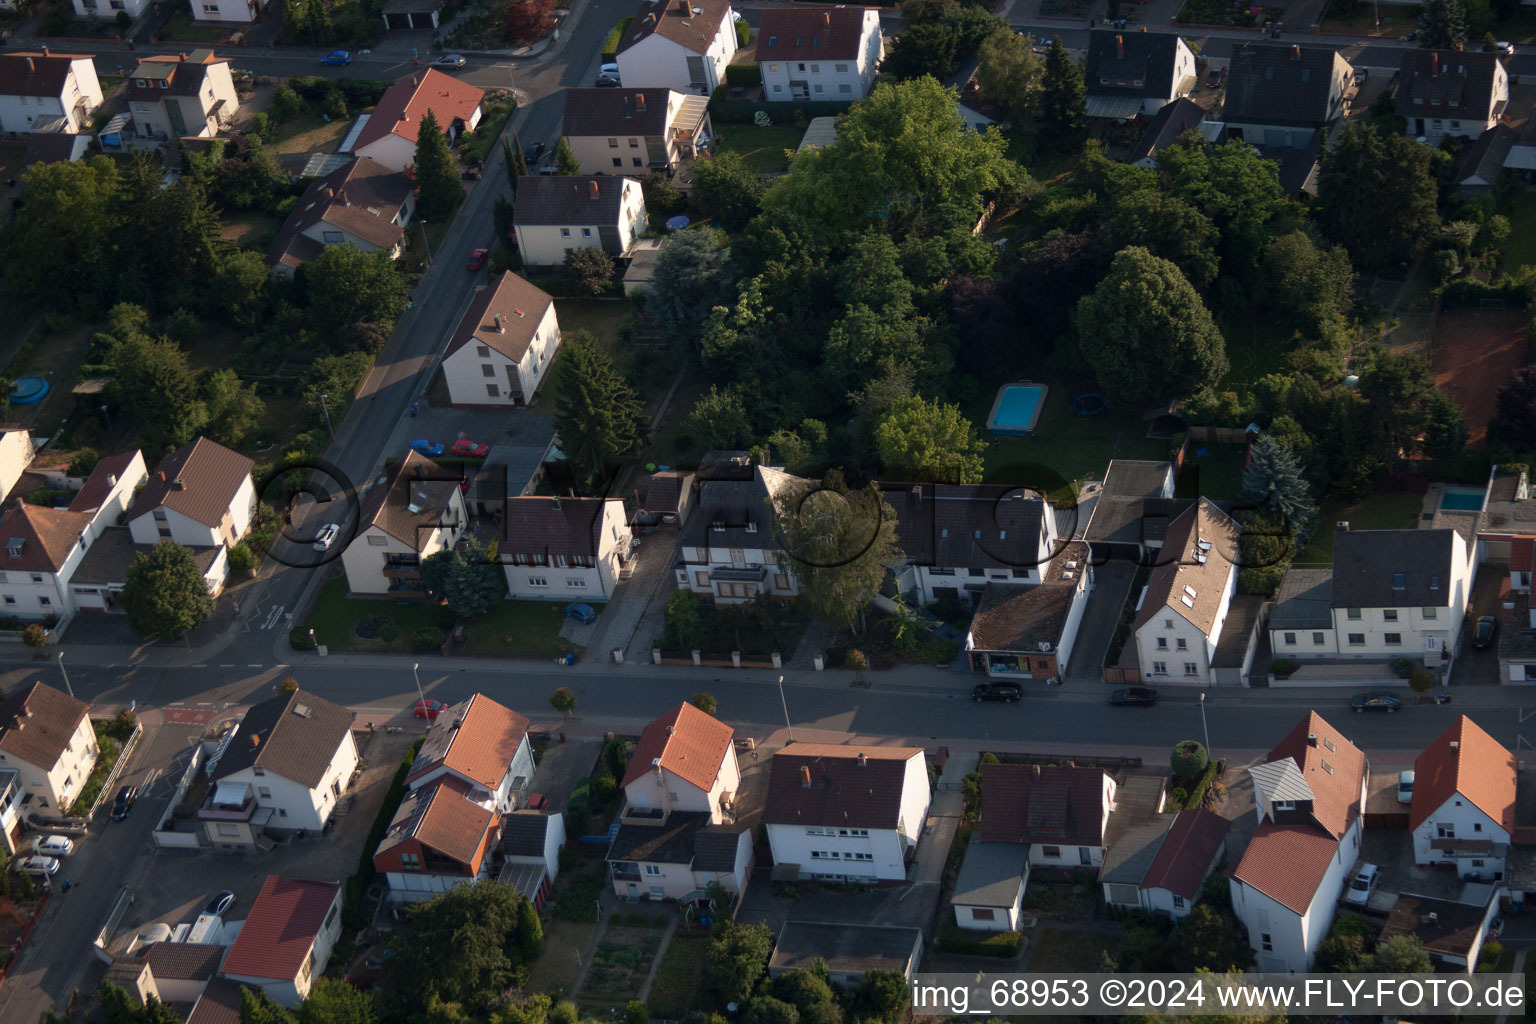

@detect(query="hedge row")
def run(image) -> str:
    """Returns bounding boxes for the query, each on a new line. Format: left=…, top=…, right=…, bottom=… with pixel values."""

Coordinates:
left=1440, top=276, right=1530, bottom=309
left=343, top=736, right=424, bottom=931
left=937, top=922, right=1023, bottom=958
left=601, top=16, right=634, bottom=63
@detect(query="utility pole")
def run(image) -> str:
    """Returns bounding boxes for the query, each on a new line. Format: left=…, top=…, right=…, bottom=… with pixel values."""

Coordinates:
left=412, top=662, right=427, bottom=711
left=319, top=393, right=335, bottom=439
left=777, top=674, right=794, bottom=742
left=419, top=219, right=432, bottom=266
left=57, top=652, right=74, bottom=700
left=1200, top=692, right=1211, bottom=758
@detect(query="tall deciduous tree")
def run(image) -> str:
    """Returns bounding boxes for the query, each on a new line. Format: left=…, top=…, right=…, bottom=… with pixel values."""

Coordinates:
left=414, top=109, right=464, bottom=220
left=297, top=980, right=377, bottom=1024
left=203, top=369, right=266, bottom=448
left=240, top=986, right=297, bottom=1024
left=554, top=332, right=644, bottom=487
left=1316, top=120, right=1439, bottom=270
left=1260, top=230, right=1355, bottom=336
left=394, top=883, right=543, bottom=1008
left=976, top=27, right=1044, bottom=123
left=691, top=150, right=765, bottom=231
left=420, top=536, right=505, bottom=618
left=505, top=0, right=556, bottom=43
left=1417, top=0, right=1468, bottom=48
left=687, top=385, right=754, bottom=450
left=122, top=542, right=216, bottom=641
left=1497, top=365, right=1536, bottom=452
left=562, top=247, right=614, bottom=296
left=3, top=157, right=119, bottom=307
left=707, top=922, right=777, bottom=1006
left=772, top=475, right=905, bottom=634
left=647, top=229, right=737, bottom=362
left=880, top=21, right=961, bottom=80
left=1073, top=246, right=1228, bottom=410
left=105, top=329, right=209, bottom=456
left=304, top=244, right=408, bottom=342
left=1039, top=36, right=1087, bottom=152
left=875, top=396, right=986, bottom=484
left=1241, top=434, right=1317, bottom=543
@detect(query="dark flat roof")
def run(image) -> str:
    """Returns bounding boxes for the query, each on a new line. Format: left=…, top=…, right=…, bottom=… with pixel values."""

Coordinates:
left=769, top=921, right=921, bottom=978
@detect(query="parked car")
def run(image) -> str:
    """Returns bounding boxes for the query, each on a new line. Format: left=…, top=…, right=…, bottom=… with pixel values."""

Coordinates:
left=596, top=74, right=620, bottom=87
left=111, top=784, right=138, bottom=819
left=565, top=602, right=598, bottom=624
left=1354, top=67, right=1369, bottom=84
left=1497, top=40, right=1515, bottom=54
left=466, top=247, right=490, bottom=271
left=1473, top=615, right=1498, bottom=650
left=204, top=890, right=237, bottom=917
left=321, top=50, right=351, bottom=65
left=434, top=53, right=468, bottom=67
left=1351, top=691, right=1402, bottom=713
left=410, top=440, right=444, bottom=457
left=524, top=142, right=547, bottom=162
left=1397, top=770, right=1415, bottom=805
left=972, top=682, right=1023, bottom=703
left=1344, top=863, right=1379, bottom=906
left=33, top=836, right=72, bottom=858
left=312, top=523, right=341, bottom=551
left=414, top=698, right=448, bottom=719
left=450, top=439, right=490, bottom=457
left=20, top=855, right=58, bottom=877
left=1205, top=66, right=1225, bottom=88
left=1109, top=686, right=1158, bottom=707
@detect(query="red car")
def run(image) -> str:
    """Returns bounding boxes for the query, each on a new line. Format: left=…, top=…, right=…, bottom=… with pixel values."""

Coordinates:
left=413, top=698, right=448, bottom=719
left=450, top=439, right=490, bottom=458
left=466, top=247, right=489, bottom=271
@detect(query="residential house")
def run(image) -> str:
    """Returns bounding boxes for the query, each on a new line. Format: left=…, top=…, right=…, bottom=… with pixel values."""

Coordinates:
left=768, top=922, right=923, bottom=986
left=512, top=175, right=647, bottom=267
left=1268, top=528, right=1470, bottom=665
left=71, top=526, right=228, bottom=611
left=186, top=981, right=245, bottom=1024
left=1082, top=459, right=1183, bottom=565
left=756, top=7, right=883, bottom=102
left=0, top=770, right=25, bottom=854
left=1397, top=49, right=1509, bottom=144
left=1454, top=123, right=1518, bottom=193
left=616, top=0, right=738, bottom=95
left=108, top=942, right=224, bottom=1006
left=406, top=693, right=534, bottom=813
left=353, top=69, right=484, bottom=173
left=340, top=451, right=467, bottom=596
left=1128, top=97, right=1218, bottom=168
left=127, top=437, right=256, bottom=550
left=1100, top=808, right=1227, bottom=919
left=0, top=681, right=96, bottom=814
left=962, top=542, right=1093, bottom=681
left=0, top=430, right=31, bottom=508
left=1132, top=498, right=1243, bottom=685
left=202, top=689, right=358, bottom=845
left=1083, top=30, right=1197, bottom=119
left=1223, top=43, right=1351, bottom=194
left=18, top=130, right=92, bottom=168
left=607, top=701, right=750, bottom=902
left=70, top=0, right=151, bottom=25
left=950, top=834, right=1031, bottom=931
left=763, top=744, right=930, bottom=883
left=642, top=469, right=696, bottom=526
left=1411, top=715, right=1514, bottom=881
left=980, top=762, right=1117, bottom=869
left=373, top=776, right=500, bottom=902
left=498, top=809, right=566, bottom=908
left=0, top=51, right=103, bottom=135
left=620, top=701, right=741, bottom=823
left=499, top=496, right=630, bottom=600
left=268, top=157, right=417, bottom=275
left=124, top=52, right=238, bottom=141
left=381, top=0, right=442, bottom=29
left=560, top=88, right=713, bottom=175
left=1379, top=891, right=1502, bottom=972
left=221, top=876, right=344, bottom=1007
left=440, top=272, right=560, bottom=407
left=1229, top=711, right=1367, bottom=973
left=191, top=0, right=269, bottom=25
left=675, top=454, right=807, bottom=605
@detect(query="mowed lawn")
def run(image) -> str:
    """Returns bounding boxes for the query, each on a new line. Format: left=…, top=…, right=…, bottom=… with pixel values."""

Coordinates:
left=1295, top=491, right=1425, bottom=563
left=1502, top=191, right=1536, bottom=274
left=269, top=114, right=350, bottom=155
left=713, top=123, right=804, bottom=174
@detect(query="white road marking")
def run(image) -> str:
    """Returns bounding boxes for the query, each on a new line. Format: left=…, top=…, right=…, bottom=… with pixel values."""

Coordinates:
left=263, top=605, right=286, bottom=630
left=218, top=664, right=234, bottom=668
left=247, top=663, right=262, bottom=668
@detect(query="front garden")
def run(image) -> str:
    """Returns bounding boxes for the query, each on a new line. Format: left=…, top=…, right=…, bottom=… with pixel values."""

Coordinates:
left=67, top=713, right=137, bottom=816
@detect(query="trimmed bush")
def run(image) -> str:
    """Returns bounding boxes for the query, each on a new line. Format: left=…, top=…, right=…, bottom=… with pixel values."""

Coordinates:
left=1171, top=741, right=1208, bottom=779
left=412, top=626, right=443, bottom=652
left=601, top=15, right=633, bottom=62
left=289, top=626, right=318, bottom=650
left=734, top=17, right=750, bottom=47
left=725, top=64, right=761, bottom=88
left=1409, top=667, right=1435, bottom=692
left=1271, top=658, right=1297, bottom=678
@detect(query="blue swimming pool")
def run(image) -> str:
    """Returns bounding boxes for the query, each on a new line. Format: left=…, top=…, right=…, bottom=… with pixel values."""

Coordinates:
left=1440, top=487, right=1485, bottom=512
left=987, top=382, right=1049, bottom=435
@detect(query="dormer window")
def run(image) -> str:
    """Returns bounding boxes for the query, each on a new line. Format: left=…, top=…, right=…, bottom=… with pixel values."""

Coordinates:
left=1275, top=800, right=1295, bottom=811
left=711, top=520, right=725, bottom=532
left=1392, top=572, right=1406, bottom=589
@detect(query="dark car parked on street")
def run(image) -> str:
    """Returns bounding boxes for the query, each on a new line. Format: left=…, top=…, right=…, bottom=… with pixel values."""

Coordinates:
left=111, top=784, right=138, bottom=820
left=1109, top=686, right=1159, bottom=707
left=1473, top=615, right=1498, bottom=650
left=972, top=682, right=1022, bottom=703
left=1351, top=691, right=1402, bottom=713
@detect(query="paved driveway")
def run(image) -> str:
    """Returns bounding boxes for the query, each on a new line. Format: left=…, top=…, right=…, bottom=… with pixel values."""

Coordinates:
left=1066, top=560, right=1136, bottom=685
left=1455, top=558, right=1507, bottom=687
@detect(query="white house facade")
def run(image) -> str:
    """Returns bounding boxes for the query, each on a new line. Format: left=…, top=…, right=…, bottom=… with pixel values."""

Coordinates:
left=1132, top=499, right=1241, bottom=685
left=499, top=496, right=630, bottom=600
left=0, top=682, right=98, bottom=813
left=512, top=175, right=647, bottom=267
left=1410, top=716, right=1514, bottom=880
left=0, top=52, right=103, bottom=135
left=341, top=453, right=466, bottom=597
left=615, top=0, right=738, bottom=95
left=441, top=273, right=560, bottom=408
left=756, top=7, right=883, bottom=102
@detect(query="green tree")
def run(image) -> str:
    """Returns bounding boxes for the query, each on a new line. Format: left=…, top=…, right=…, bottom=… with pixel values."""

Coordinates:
left=105, top=331, right=208, bottom=456
left=744, top=998, right=800, bottom=1024
left=100, top=981, right=182, bottom=1024
left=875, top=396, right=985, bottom=484
left=708, top=922, right=776, bottom=1006
left=298, top=980, right=377, bottom=1024
left=691, top=150, right=765, bottom=232
left=395, top=884, right=543, bottom=1008
left=515, top=892, right=544, bottom=957
left=1171, top=741, right=1208, bottom=779
left=270, top=82, right=303, bottom=120
left=304, top=245, right=407, bottom=342
left=1039, top=36, right=1087, bottom=152
left=847, top=970, right=910, bottom=1024
left=1417, top=0, right=1468, bottom=48
left=121, top=541, right=216, bottom=641
left=1316, top=120, right=1439, bottom=270
left=553, top=332, right=644, bottom=488
left=556, top=136, right=581, bottom=175
left=1073, top=246, right=1228, bottom=409
left=563, top=247, right=614, bottom=296
left=2, top=156, right=121, bottom=307
left=1357, top=348, right=1446, bottom=464
left=880, top=21, right=961, bottom=80
left=1423, top=388, right=1467, bottom=461
left=772, top=475, right=905, bottom=634
left=976, top=27, right=1044, bottom=123
left=203, top=369, right=266, bottom=448
left=116, top=165, right=224, bottom=314
left=419, top=537, right=505, bottom=618
left=1366, top=934, right=1434, bottom=973
left=228, top=542, right=259, bottom=576
left=1167, top=905, right=1255, bottom=972
left=1241, top=434, right=1317, bottom=542
left=504, top=133, right=528, bottom=189
left=1236, top=510, right=1293, bottom=597
left=648, top=229, right=737, bottom=362
left=241, top=986, right=298, bottom=1024
left=687, top=385, right=754, bottom=450
left=1497, top=365, right=1536, bottom=453
left=414, top=109, right=464, bottom=220
left=1260, top=231, right=1354, bottom=336
left=1105, top=190, right=1220, bottom=291
left=691, top=691, right=718, bottom=715
left=550, top=686, right=577, bottom=719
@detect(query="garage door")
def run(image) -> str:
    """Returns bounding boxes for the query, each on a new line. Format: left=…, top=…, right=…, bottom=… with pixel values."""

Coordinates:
left=386, top=12, right=411, bottom=28
left=72, top=588, right=106, bottom=610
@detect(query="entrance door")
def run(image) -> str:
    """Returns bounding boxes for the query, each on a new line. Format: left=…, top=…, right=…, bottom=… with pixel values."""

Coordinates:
left=1415, top=118, right=1426, bottom=136
left=1079, top=847, right=1092, bottom=866
left=627, top=883, right=638, bottom=900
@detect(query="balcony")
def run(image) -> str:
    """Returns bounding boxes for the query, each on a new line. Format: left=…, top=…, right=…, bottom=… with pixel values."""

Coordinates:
left=198, top=782, right=258, bottom=822
left=620, top=804, right=668, bottom=826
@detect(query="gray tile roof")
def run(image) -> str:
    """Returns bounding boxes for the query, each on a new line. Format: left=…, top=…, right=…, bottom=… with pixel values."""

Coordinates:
left=1102, top=460, right=1173, bottom=498
left=500, top=496, right=618, bottom=558
left=951, top=835, right=1030, bottom=907
left=1223, top=42, right=1350, bottom=127
left=1100, top=818, right=1174, bottom=886
left=1457, top=123, right=1518, bottom=184
left=513, top=175, right=637, bottom=228
left=562, top=88, right=672, bottom=137
left=1128, top=97, right=1206, bottom=163
left=694, top=824, right=749, bottom=872
left=1397, top=49, right=1505, bottom=124
left=1330, top=529, right=1458, bottom=609
left=678, top=465, right=804, bottom=550
left=606, top=810, right=744, bottom=871
left=212, top=690, right=353, bottom=789
left=883, top=483, right=1050, bottom=570
left=1269, top=567, right=1335, bottom=630
left=1085, top=30, right=1182, bottom=99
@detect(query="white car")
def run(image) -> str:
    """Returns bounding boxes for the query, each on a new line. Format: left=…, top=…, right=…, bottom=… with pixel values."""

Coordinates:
left=599, top=62, right=620, bottom=77
left=1496, top=40, right=1515, bottom=55
left=34, top=836, right=73, bottom=858
left=1397, top=770, right=1415, bottom=805
left=1344, top=863, right=1379, bottom=906
left=20, top=855, right=58, bottom=876
left=313, top=523, right=341, bottom=551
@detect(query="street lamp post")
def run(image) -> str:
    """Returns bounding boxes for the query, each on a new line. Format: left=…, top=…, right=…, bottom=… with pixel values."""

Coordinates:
left=420, top=219, right=432, bottom=266
left=777, top=674, right=793, bottom=742
left=411, top=662, right=427, bottom=711
left=1199, top=692, right=1211, bottom=758
left=319, top=393, right=335, bottom=439
left=57, top=652, right=74, bottom=700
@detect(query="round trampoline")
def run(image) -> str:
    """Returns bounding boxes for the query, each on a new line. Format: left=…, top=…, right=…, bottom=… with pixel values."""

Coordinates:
left=9, top=376, right=49, bottom=406
left=1072, top=393, right=1106, bottom=416
left=665, top=215, right=691, bottom=231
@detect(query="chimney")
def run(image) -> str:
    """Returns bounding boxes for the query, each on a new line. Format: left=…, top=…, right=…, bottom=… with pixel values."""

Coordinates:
left=1115, top=34, right=1124, bottom=59
left=40, top=45, right=49, bottom=56
left=912, top=485, right=922, bottom=507
left=1307, top=732, right=1318, bottom=746
left=552, top=495, right=561, bottom=510
left=249, top=733, right=260, bottom=748
left=494, top=313, right=504, bottom=333
left=22, top=704, right=31, bottom=718
left=589, top=180, right=599, bottom=200
left=1431, top=52, right=1439, bottom=75
left=107, top=474, right=117, bottom=486
left=666, top=724, right=675, bottom=735
left=800, top=765, right=812, bottom=788
left=172, top=479, right=186, bottom=491
left=324, top=186, right=334, bottom=199
left=1426, top=912, right=1439, bottom=926
left=513, top=308, right=525, bottom=318
left=635, top=93, right=647, bottom=113
left=823, top=11, right=829, bottom=26
left=25, top=58, right=34, bottom=73
left=158, top=471, right=167, bottom=483
left=857, top=752, right=867, bottom=767
left=1337, top=521, right=1350, bottom=532
left=1451, top=740, right=1459, bottom=750
left=338, top=188, right=348, bottom=205
left=1031, top=764, right=1041, bottom=779
left=1291, top=44, right=1300, bottom=60
left=179, top=51, right=188, bottom=62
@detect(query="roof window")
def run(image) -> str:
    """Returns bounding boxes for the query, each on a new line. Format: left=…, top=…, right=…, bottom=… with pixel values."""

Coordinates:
left=1392, top=572, right=1406, bottom=590
left=767, top=34, right=777, bottom=46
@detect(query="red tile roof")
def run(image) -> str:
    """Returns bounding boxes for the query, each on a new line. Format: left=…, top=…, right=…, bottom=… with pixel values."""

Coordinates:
left=1133, top=498, right=1242, bottom=635
left=1139, top=809, right=1227, bottom=899
left=444, top=271, right=555, bottom=363
left=619, top=0, right=735, bottom=57
left=127, top=437, right=253, bottom=529
left=374, top=775, right=497, bottom=873
left=764, top=744, right=924, bottom=830
left=979, top=763, right=1112, bottom=846
left=621, top=701, right=734, bottom=793
left=1411, top=715, right=1516, bottom=833
left=0, top=52, right=92, bottom=99
left=0, top=503, right=90, bottom=572
left=1512, top=536, right=1536, bottom=578
left=1229, top=820, right=1340, bottom=915
left=68, top=451, right=143, bottom=515
left=221, top=876, right=341, bottom=981
left=408, top=693, right=530, bottom=790
left=354, top=69, right=484, bottom=151
left=1264, top=711, right=1364, bottom=840
left=755, top=7, right=874, bottom=62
